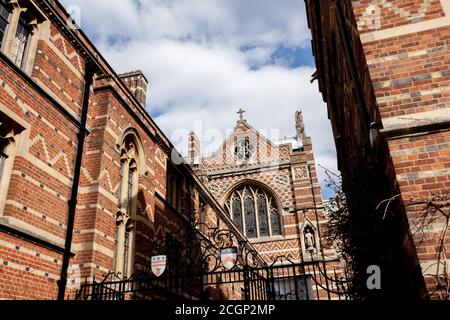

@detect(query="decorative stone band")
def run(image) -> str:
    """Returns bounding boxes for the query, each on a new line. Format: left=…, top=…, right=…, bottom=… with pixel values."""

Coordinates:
left=372, top=71, right=448, bottom=90
left=376, top=86, right=450, bottom=105
left=366, top=44, right=448, bottom=66
left=396, top=168, right=450, bottom=182
left=380, top=108, right=450, bottom=138
left=203, top=159, right=291, bottom=176
left=0, top=257, right=60, bottom=280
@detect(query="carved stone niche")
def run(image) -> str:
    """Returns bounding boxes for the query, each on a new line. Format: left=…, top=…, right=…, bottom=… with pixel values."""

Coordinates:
left=300, top=220, right=320, bottom=261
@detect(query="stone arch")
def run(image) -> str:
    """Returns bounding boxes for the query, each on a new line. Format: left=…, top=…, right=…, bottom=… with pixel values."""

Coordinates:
left=112, top=127, right=145, bottom=279
left=117, top=127, right=147, bottom=175
left=222, top=179, right=284, bottom=239
left=221, top=178, right=282, bottom=210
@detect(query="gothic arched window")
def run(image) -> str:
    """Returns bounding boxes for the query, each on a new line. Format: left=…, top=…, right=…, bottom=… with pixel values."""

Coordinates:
left=224, top=184, right=282, bottom=239
left=113, top=134, right=140, bottom=279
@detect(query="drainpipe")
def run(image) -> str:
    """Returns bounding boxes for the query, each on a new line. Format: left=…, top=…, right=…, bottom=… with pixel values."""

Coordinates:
left=57, top=62, right=96, bottom=300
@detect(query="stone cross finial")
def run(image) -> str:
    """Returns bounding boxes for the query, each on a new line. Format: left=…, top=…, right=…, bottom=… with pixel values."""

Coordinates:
left=237, top=108, right=246, bottom=122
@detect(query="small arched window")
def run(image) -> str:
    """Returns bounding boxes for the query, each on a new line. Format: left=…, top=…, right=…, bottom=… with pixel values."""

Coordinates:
left=113, top=134, right=140, bottom=278
left=224, top=184, right=282, bottom=239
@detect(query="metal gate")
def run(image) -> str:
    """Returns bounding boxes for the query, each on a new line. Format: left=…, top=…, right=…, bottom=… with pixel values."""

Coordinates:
left=75, top=222, right=351, bottom=301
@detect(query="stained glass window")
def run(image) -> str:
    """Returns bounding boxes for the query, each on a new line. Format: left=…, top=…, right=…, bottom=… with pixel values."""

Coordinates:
left=270, top=204, right=282, bottom=236
left=225, top=185, right=282, bottom=238
left=257, top=194, right=269, bottom=237
left=244, top=189, right=256, bottom=238
left=231, top=195, right=243, bottom=232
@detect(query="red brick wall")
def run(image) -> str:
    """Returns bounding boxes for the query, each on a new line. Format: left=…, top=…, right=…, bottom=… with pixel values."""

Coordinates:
left=356, top=0, right=450, bottom=298
left=0, top=18, right=81, bottom=297
left=0, top=0, right=240, bottom=300
left=306, top=0, right=449, bottom=299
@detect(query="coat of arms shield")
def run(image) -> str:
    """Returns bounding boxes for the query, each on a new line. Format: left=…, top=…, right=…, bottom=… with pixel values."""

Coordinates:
left=151, top=255, right=167, bottom=277
left=220, top=247, right=238, bottom=270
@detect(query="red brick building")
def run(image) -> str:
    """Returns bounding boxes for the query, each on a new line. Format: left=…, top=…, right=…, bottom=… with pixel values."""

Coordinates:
left=0, top=0, right=253, bottom=300
left=189, top=111, right=334, bottom=267
left=305, top=0, right=450, bottom=300
left=187, top=111, right=343, bottom=300
left=0, top=0, right=340, bottom=300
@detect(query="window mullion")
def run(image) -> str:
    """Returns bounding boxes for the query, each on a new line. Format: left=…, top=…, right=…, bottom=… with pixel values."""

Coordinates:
left=266, top=194, right=272, bottom=237
left=254, top=191, right=260, bottom=238
left=240, top=192, right=246, bottom=237
left=117, top=161, right=124, bottom=208
left=112, top=223, right=119, bottom=276
left=127, top=166, right=133, bottom=215
left=0, top=3, right=10, bottom=49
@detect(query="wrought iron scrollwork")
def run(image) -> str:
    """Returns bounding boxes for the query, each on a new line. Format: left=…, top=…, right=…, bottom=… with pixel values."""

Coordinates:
left=192, top=222, right=266, bottom=273
left=76, top=217, right=353, bottom=301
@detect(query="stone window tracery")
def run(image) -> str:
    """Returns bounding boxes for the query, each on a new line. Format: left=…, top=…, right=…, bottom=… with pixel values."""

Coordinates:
left=224, top=184, right=282, bottom=239
left=113, top=135, right=140, bottom=279
left=0, top=1, right=41, bottom=72
left=234, top=138, right=255, bottom=162
left=10, top=14, right=30, bottom=68
left=0, top=0, right=10, bottom=48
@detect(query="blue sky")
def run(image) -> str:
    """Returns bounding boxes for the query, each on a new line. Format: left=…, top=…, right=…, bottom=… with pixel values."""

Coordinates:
left=61, top=0, right=338, bottom=199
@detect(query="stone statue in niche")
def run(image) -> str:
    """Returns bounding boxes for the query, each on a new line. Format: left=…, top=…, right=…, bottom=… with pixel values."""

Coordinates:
left=304, top=226, right=316, bottom=253
left=126, top=142, right=136, bottom=159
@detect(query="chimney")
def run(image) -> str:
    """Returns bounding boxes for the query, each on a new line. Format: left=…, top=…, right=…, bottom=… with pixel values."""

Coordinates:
left=119, top=70, right=148, bottom=107
left=187, top=131, right=201, bottom=166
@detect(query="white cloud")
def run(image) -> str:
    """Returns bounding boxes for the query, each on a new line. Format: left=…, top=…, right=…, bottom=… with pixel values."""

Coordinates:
left=60, top=0, right=338, bottom=199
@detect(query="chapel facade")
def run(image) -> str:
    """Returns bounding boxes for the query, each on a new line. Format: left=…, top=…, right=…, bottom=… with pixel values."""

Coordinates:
left=187, top=110, right=336, bottom=267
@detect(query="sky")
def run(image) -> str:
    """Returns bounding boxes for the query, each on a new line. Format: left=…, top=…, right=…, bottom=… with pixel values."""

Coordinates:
left=60, top=0, right=338, bottom=199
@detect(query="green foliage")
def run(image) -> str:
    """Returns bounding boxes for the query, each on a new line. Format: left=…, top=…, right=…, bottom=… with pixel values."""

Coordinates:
left=321, top=166, right=387, bottom=300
